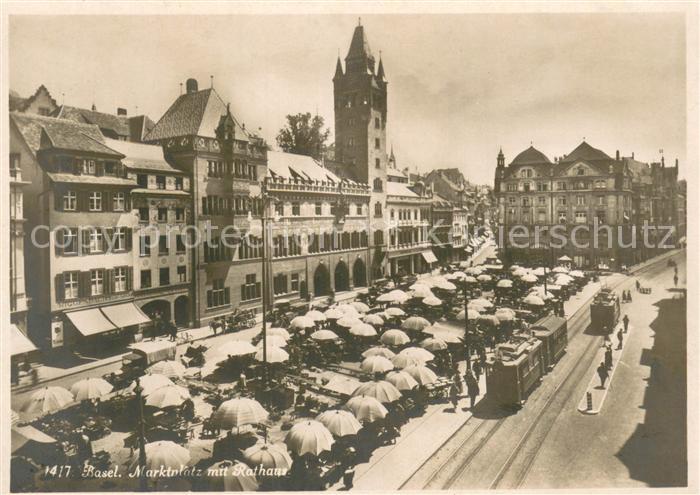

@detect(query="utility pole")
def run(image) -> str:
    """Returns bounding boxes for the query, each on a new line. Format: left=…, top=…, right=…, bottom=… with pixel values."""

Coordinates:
left=463, top=283, right=470, bottom=368
left=134, top=378, right=147, bottom=492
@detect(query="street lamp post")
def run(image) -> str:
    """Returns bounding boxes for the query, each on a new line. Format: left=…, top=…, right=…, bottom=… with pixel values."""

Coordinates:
left=253, top=178, right=279, bottom=384
left=134, top=378, right=147, bottom=492
left=463, top=283, right=471, bottom=368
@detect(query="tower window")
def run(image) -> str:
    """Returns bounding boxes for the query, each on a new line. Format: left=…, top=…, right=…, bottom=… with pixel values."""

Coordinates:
left=375, top=138, right=380, bottom=149
left=375, top=158, right=380, bottom=169
left=375, top=117, right=380, bottom=129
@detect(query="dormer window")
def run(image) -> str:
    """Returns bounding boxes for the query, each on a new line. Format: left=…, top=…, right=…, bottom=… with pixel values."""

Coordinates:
left=577, top=167, right=585, bottom=176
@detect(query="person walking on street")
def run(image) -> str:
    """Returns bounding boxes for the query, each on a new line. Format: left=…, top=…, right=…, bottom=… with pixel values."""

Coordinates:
left=209, top=319, right=217, bottom=336
left=635, top=279, right=640, bottom=292
left=472, top=360, right=482, bottom=381
left=674, top=274, right=679, bottom=286
left=449, top=382, right=460, bottom=412
left=617, top=328, right=624, bottom=350
left=605, top=345, right=613, bottom=370
left=623, top=314, right=629, bottom=333
left=465, top=370, right=480, bottom=409
left=597, top=362, right=609, bottom=388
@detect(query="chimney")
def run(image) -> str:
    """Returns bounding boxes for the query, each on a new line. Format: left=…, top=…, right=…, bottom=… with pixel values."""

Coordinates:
left=631, top=152, right=634, bottom=159
left=91, top=103, right=97, bottom=111
left=616, top=150, right=620, bottom=161
left=117, top=107, right=127, bottom=116
left=186, top=78, right=198, bottom=94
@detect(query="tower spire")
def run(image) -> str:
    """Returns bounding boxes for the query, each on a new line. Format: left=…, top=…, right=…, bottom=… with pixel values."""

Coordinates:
left=334, top=55, right=344, bottom=80
left=377, top=50, right=386, bottom=82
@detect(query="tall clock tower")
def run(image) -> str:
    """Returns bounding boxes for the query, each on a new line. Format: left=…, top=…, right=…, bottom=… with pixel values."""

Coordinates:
left=333, top=21, right=388, bottom=191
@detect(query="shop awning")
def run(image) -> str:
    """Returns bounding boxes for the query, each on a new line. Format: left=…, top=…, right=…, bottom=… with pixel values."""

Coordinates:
left=66, top=308, right=117, bottom=337
left=11, top=324, right=37, bottom=356
left=101, top=303, right=151, bottom=328
left=421, top=250, right=438, bottom=264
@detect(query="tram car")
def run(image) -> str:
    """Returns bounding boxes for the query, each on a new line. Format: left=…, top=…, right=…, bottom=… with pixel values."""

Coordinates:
left=530, top=315, right=568, bottom=370
left=485, top=334, right=546, bottom=408
left=589, top=287, right=620, bottom=334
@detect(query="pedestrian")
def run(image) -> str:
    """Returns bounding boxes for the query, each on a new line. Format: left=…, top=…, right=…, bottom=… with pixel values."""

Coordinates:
left=209, top=319, right=216, bottom=336
left=635, top=279, right=640, bottom=292
left=617, top=328, right=624, bottom=350
left=453, top=372, right=463, bottom=395
left=168, top=320, right=177, bottom=341
left=627, top=290, right=632, bottom=303
left=472, top=360, right=482, bottom=381
left=605, top=345, right=613, bottom=370
left=238, top=372, right=247, bottom=392
left=623, top=314, right=629, bottom=333
left=465, top=370, right=480, bottom=409
left=597, top=361, right=609, bottom=388
left=674, top=274, right=678, bottom=286
left=449, top=382, right=459, bottom=412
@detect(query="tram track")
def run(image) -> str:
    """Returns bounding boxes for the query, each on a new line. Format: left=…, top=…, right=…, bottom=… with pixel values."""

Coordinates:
left=404, top=250, right=682, bottom=491
left=488, top=252, right=680, bottom=489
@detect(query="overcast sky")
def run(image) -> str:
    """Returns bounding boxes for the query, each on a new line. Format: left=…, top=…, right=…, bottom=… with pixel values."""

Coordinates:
left=9, top=13, right=686, bottom=184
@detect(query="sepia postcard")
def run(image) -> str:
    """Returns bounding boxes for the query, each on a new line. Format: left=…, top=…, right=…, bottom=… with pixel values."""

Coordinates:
left=1, top=1, right=697, bottom=493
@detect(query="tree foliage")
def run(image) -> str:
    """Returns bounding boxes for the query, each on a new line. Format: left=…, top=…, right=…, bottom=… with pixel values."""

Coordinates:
left=276, top=112, right=331, bottom=160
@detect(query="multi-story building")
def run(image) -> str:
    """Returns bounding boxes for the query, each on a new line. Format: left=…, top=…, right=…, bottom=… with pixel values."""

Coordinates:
left=266, top=151, right=372, bottom=300
left=10, top=113, right=149, bottom=350
left=494, top=141, right=638, bottom=268
left=10, top=84, right=154, bottom=142
left=9, top=139, right=29, bottom=333
left=429, top=194, right=454, bottom=265
left=103, top=138, right=194, bottom=327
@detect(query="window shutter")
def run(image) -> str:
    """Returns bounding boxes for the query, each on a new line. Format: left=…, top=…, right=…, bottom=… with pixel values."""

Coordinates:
left=55, top=228, right=64, bottom=256
left=81, top=229, right=91, bottom=255
left=55, top=274, right=65, bottom=302
left=126, top=267, right=133, bottom=291
left=54, top=189, right=63, bottom=212
left=80, top=271, right=91, bottom=298
left=103, top=269, right=112, bottom=295
left=208, top=290, right=214, bottom=308
left=256, top=282, right=262, bottom=299
left=240, top=285, right=245, bottom=301
left=224, top=287, right=231, bottom=305
left=104, top=191, right=112, bottom=212
left=125, top=228, right=133, bottom=251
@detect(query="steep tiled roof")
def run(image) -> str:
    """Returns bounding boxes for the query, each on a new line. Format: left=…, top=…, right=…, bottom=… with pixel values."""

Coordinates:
left=559, top=141, right=612, bottom=164
left=103, top=138, right=181, bottom=173
left=9, top=85, right=58, bottom=112
left=11, top=112, right=109, bottom=157
left=41, top=125, right=123, bottom=157
left=54, top=105, right=131, bottom=138
left=47, top=172, right=136, bottom=186
left=267, top=150, right=344, bottom=184
left=387, top=181, right=418, bottom=198
left=510, top=146, right=552, bottom=166
left=145, top=88, right=248, bottom=142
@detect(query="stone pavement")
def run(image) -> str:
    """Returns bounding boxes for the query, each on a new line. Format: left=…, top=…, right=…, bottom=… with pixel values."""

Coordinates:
left=577, top=320, right=629, bottom=415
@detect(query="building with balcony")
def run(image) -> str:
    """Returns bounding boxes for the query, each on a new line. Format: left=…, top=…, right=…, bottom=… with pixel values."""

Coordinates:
left=104, top=138, right=194, bottom=328
left=10, top=113, right=150, bottom=350
left=493, top=141, right=684, bottom=269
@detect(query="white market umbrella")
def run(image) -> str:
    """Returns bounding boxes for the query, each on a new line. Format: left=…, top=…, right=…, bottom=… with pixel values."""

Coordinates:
left=21, top=386, right=74, bottom=415
left=213, top=398, right=269, bottom=429
left=423, top=295, right=443, bottom=307
left=290, top=316, right=316, bottom=330
left=523, top=294, right=546, bottom=306
left=381, top=329, right=411, bottom=346
left=399, top=346, right=435, bottom=362
left=345, top=395, right=388, bottom=422
left=350, top=301, right=371, bottom=314
left=404, top=365, right=439, bottom=386
left=316, top=410, right=362, bottom=437
left=377, top=289, right=409, bottom=304
left=360, top=355, right=394, bottom=374
left=145, top=384, right=191, bottom=409
left=305, top=310, right=327, bottom=323
left=363, top=313, right=385, bottom=326
left=244, top=443, right=293, bottom=471
left=70, top=378, right=113, bottom=401
left=361, top=347, right=396, bottom=359
left=496, top=279, right=513, bottom=288
left=384, top=307, right=406, bottom=318
left=147, top=360, right=186, bottom=378
left=131, top=440, right=190, bottom=471
left=349, top=323, right=378, bottom=337
left=255, top=345, right=290, bottom=363
left=310, top=329, right=340, bottom=341
left=352, top=380, right=402, bottom=403
left=401, top=316, right=431, bottom=332
left=385, top=371, right=419, bottom=391
left=285, top=420, right=334, bottom=456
